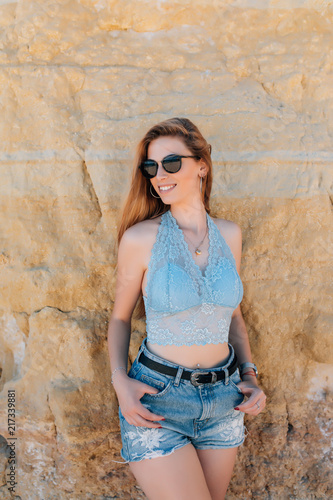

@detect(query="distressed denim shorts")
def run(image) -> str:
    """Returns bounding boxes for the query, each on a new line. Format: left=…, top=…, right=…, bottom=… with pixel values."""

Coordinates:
left=118, top=339, right=246, bottom=463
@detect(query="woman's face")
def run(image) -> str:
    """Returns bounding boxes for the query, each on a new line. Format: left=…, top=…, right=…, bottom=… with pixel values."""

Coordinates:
left=147, top=136, right=204, bottom=207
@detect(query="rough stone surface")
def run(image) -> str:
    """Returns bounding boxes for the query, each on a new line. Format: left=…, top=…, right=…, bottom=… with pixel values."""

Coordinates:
left=0, top=1, right=332, bottom=499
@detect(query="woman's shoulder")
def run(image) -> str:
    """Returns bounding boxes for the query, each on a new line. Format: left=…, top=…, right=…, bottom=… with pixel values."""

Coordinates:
left=119, top=214, right=163, bottom=251
left=210, top=216, right=242, bottom=263
left=211, top=216, right=242, bottom=242
left=119, top=215, right=164, bottom=269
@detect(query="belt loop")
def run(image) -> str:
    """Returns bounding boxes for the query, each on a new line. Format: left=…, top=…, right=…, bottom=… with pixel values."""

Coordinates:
left=140, top=338, right=147, bottom=354
left=138, top=340, right=145, bottom=362
left=174, top=366, right=183, bottom=387
left=223, top=367, right=229, bottom=385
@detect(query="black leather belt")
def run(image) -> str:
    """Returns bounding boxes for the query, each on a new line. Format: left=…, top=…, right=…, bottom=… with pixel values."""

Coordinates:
left=138, top=351, right=238, bottom=387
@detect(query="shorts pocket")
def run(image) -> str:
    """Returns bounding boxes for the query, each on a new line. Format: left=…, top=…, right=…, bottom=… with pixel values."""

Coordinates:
left=127, top=360, right=143, bottom=379
left=139, top=371, right=173, bottom=399
left=229, top=369, right=244, bottom=395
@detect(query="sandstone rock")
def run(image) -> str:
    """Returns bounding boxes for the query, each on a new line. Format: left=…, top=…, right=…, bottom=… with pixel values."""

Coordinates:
left=0, top=1, right=332, bottom=498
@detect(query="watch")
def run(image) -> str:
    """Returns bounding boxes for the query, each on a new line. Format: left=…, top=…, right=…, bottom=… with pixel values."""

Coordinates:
left=239, top=362, right=258, bottom=378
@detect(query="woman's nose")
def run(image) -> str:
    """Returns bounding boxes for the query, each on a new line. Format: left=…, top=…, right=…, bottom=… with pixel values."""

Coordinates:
left=156, top=161, right=168, bottom=178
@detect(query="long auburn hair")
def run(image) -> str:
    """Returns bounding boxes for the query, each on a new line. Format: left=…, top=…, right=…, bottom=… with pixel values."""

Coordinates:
left=117, top=117, right=213, bottom=318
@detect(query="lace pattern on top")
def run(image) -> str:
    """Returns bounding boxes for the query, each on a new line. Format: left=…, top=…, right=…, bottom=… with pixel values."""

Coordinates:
left=144, top=210, right=243, bottom=346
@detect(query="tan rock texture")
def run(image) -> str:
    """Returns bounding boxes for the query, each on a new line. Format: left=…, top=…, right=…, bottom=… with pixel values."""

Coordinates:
left=0, top=1, right=332, bottom=498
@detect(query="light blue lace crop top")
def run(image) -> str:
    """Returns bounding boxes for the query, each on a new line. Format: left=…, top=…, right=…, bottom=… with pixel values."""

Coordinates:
left=143, top=210, right=243, bottom=346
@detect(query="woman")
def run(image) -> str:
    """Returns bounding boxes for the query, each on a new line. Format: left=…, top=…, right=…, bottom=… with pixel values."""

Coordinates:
left=108, top=117, right=266, bottom=500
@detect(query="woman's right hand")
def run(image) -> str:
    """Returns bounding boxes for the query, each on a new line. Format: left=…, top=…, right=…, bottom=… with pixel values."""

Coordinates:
left=112, top=371, right=165, bottom=428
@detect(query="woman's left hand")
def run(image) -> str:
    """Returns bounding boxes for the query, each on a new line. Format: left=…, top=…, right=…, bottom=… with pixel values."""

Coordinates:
left=234, top=380, right=267, bottom=416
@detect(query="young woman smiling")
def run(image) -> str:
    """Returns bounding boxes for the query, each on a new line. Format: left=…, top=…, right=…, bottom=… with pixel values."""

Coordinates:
left=108, top=117, right=266, bottom=500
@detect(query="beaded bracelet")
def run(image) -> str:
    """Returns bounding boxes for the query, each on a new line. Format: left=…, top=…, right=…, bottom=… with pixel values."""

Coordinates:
left=111, top=366, right=126, bottom=385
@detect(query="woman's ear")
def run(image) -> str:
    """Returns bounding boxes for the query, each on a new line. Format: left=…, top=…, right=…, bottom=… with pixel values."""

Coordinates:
left=199, top=161, right=208, bottom=177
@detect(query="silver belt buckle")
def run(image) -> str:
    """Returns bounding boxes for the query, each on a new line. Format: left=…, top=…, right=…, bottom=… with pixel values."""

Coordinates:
left=190, top=371, right=217, bottom=386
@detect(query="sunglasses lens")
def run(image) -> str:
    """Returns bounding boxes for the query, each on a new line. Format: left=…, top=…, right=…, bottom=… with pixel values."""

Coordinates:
left=163, top=156, right=181, bottom=173
left=140, top=160, right=157, bottom=178
left=139, top=155, right=183, bottom=178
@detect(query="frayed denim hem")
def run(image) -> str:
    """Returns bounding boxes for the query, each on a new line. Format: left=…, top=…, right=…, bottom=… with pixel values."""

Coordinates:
left=120, top=441, right=191, bottom=464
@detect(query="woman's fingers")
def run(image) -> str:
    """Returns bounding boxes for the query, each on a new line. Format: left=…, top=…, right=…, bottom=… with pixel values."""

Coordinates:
left=137, top=381, right=160, bottom=396
left=139, top=404, right=165, bottom=423
left=235, top=387, right=267, bottom=415
left=125, top=406, right=165, bottom=428
left=119, top=378, right=166, bottom=427
left=236, top=400, right=265, bottom=415
left=122, top=399, right=165, bottom=427
left=131, top=414, right=164, bottom=428
left=244, top=396, right=266, bottom=415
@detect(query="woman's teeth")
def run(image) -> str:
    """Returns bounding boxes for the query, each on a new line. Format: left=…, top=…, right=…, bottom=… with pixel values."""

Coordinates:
left=159, top=184, right=176, bottom=192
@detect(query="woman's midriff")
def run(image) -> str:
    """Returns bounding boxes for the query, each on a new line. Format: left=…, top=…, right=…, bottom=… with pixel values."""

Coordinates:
left=146, top=341, right=231, bottom=370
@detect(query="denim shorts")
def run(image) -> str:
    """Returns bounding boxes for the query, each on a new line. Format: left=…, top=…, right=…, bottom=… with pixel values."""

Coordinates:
left=118, top=339, right=246, bottom=463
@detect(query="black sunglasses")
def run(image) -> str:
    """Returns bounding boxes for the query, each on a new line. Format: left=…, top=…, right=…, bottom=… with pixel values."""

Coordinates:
left=139, top=154, right=200, bottom=179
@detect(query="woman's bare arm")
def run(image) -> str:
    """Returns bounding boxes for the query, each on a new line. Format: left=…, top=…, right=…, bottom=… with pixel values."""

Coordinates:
left=107, top=224, right=165, bottom=427
left=217, top=219, right=266, bottom=415
left=107, top=227, right=144, bottom=375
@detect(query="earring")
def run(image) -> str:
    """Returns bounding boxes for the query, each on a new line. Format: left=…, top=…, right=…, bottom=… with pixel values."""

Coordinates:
left=150, top=185, right=160, bottom=199
left=200, top=176, right=203, bottom=192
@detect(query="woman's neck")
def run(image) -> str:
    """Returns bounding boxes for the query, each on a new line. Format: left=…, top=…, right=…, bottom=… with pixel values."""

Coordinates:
left=169, top=202, right=207, bottom=235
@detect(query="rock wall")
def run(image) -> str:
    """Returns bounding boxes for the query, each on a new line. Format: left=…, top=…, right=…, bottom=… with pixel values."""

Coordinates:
left=0, top=1, right=332, bottom=498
